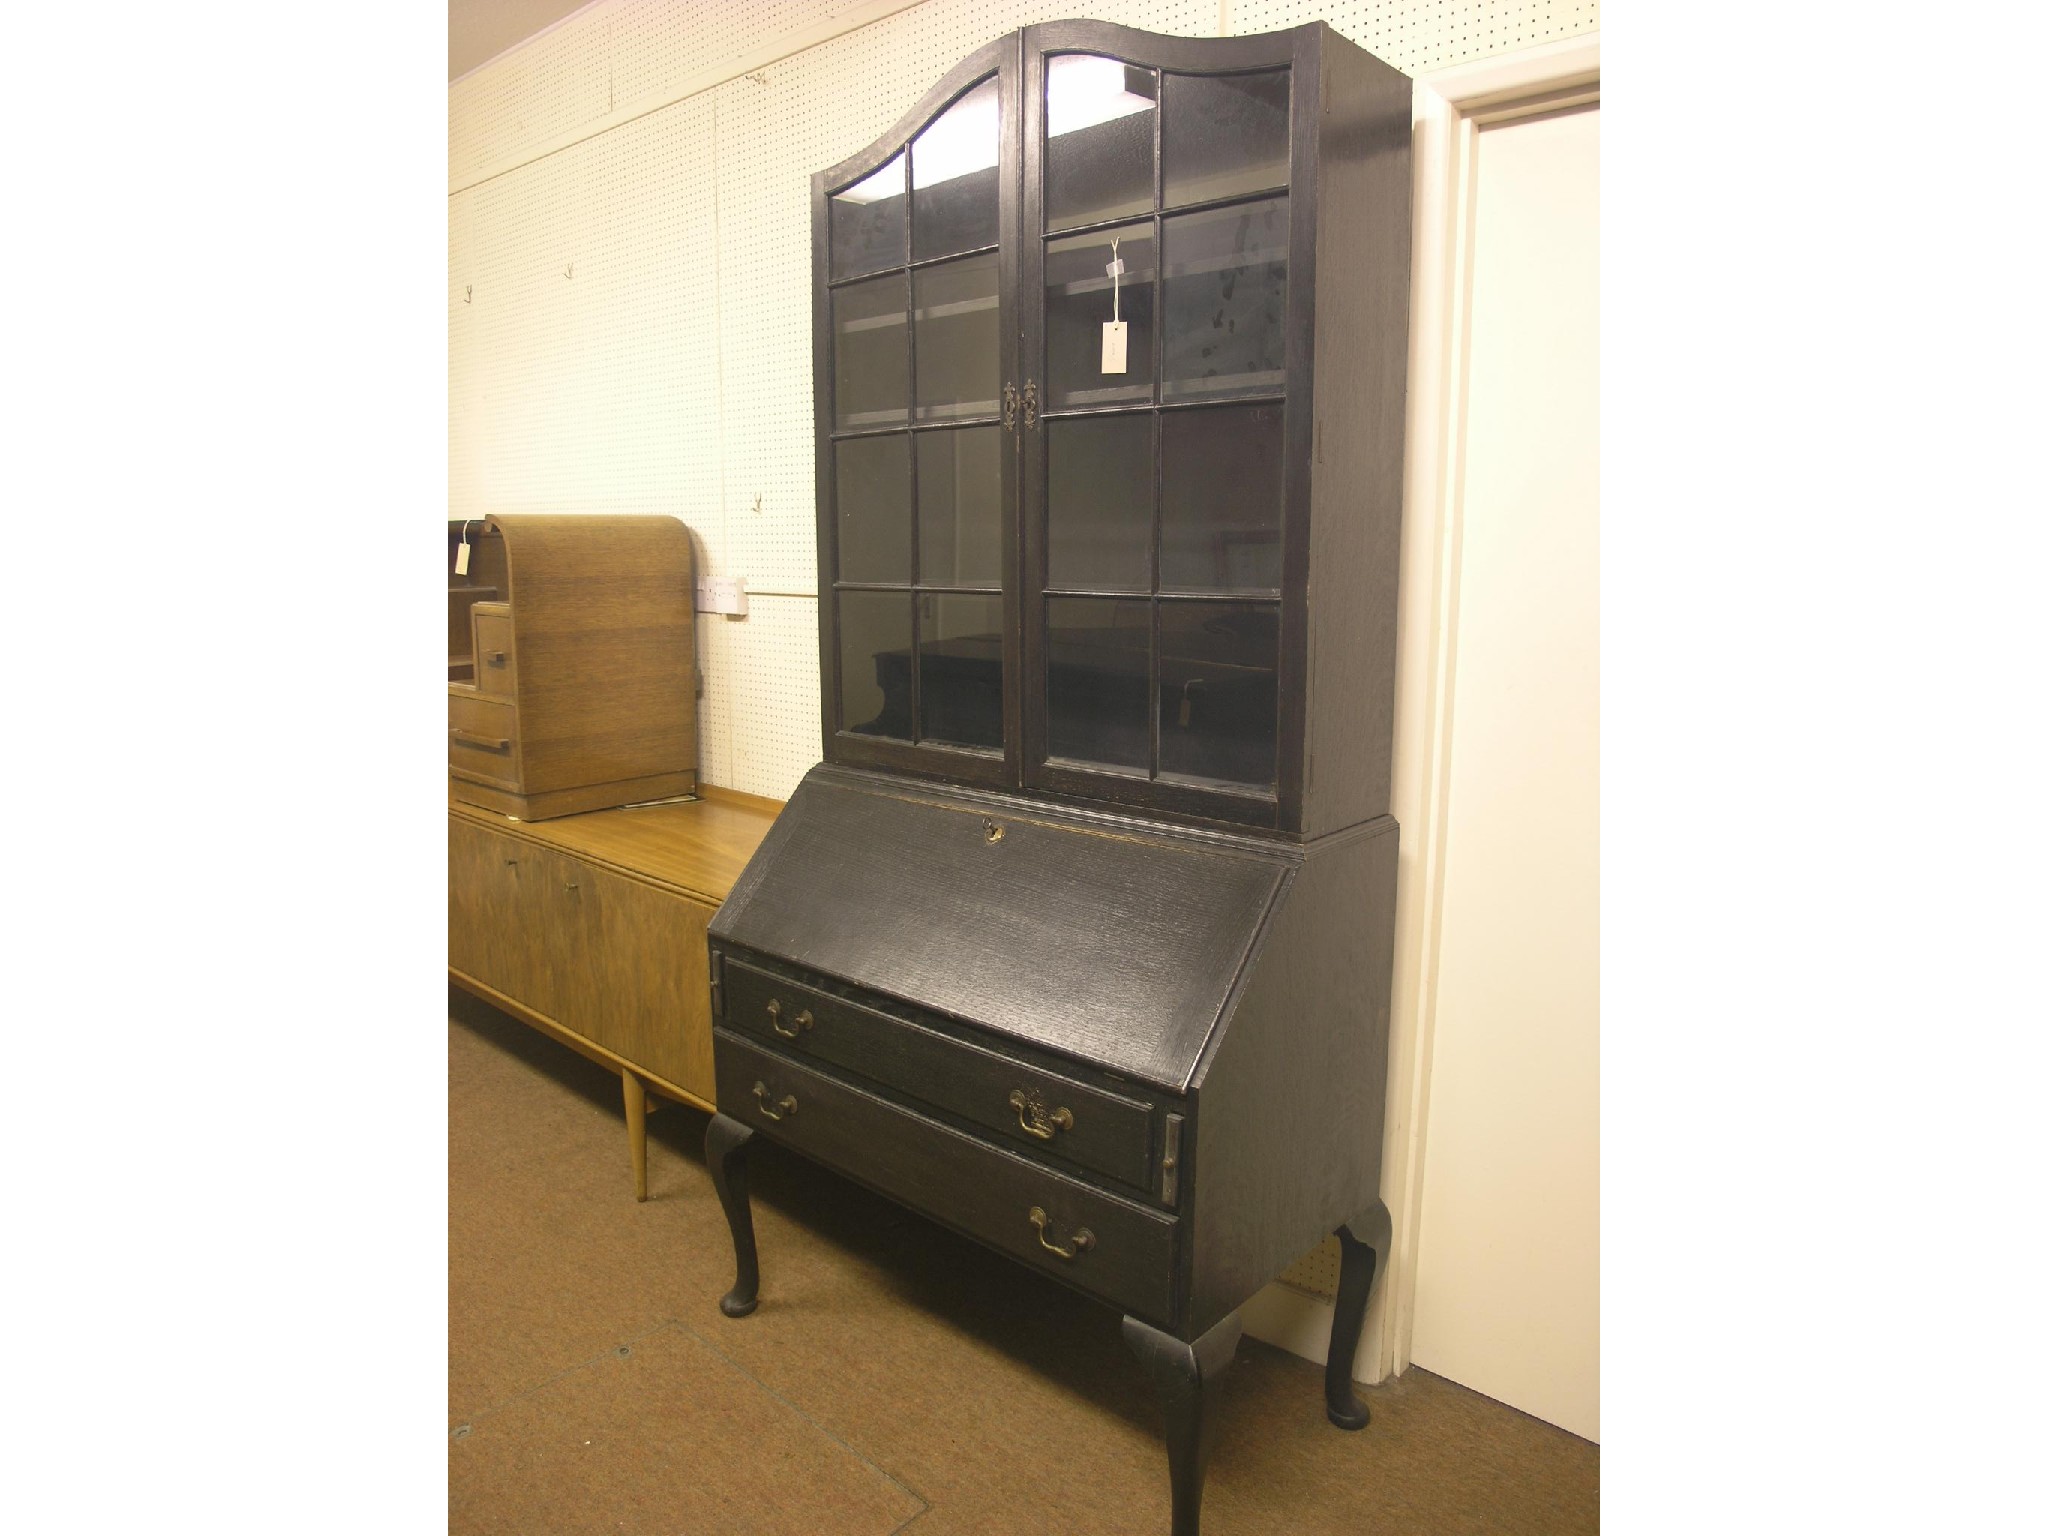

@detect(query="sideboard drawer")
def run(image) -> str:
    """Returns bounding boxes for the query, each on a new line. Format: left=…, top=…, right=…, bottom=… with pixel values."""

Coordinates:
left=449, top=692, right=520, bottom=788
left=720, top=958, right=1155, bottom=1192
left=716, top=1029, right=1176, bottom=1324
left=470, top=602, right=517, bottom=698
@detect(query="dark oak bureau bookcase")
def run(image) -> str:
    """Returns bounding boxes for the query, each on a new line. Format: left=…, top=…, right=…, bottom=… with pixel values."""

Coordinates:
left=705, top=20, right=1410, bottom=1533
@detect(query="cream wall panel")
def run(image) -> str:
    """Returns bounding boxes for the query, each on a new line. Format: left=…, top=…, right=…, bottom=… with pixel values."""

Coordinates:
left=460, top=95, right=723, bottom=535
left=1228, top=0, right=1596, bottom=67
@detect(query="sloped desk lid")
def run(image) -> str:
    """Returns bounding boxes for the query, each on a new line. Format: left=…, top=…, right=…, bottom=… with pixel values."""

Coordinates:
left=709, top=767, right=1288, bottom=1092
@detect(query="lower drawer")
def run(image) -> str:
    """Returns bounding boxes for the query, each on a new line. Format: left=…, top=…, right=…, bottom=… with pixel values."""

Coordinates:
left=716, top=1029, right=1176, bottom=1325
left=449, top=691, right=520, bottom=788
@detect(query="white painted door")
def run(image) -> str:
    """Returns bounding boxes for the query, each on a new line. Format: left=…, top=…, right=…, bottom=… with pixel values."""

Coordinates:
left=1408, top=103, right=1600, bottom=1441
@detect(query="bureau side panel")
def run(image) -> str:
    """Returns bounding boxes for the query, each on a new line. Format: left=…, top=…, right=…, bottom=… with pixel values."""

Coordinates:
left=1303, top=37, right=1412, bottom=836
left=1185, top=818, right=1398, bottom=1337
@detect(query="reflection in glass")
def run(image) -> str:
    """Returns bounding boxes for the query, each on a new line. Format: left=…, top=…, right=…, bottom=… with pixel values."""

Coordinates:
left=838, top=590, right=913, bottom=740
left=1161, top=70, right=1290, bottom=208
left=834, top=434, right=912, bottom=585
left=1046, top=412, right=1153, bottom=592
left=1161, top=197, right=1288, bottom=402
left=919, top=593, right=1005, bottom=749
left=833, top=275, right=909, bottom=430
left=1045, top=54, right=1157, bottom=231
left=913, top=77, right=1001, bottom=262
left=918, top=427, right=1003, bottom=588
left=1045, top=222, right=1154, bottom=410
left=1160, top=404, right=1284, bottom=591
left=830, top=153, right=906, bottom=281
left=913, top=252, right=1001, bottom=421
left=1046, top=596, right=1150, bottom=772
left=1157, top=601, right=1278, bottom=788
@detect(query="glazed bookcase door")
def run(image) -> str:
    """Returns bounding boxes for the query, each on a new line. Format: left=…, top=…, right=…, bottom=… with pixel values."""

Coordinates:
left=1019, top=21, right=1318, bottom=832
left=814, top=36, right=1024, bottom=789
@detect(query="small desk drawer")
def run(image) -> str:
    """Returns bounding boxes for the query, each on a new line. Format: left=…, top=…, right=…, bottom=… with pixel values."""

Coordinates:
left=720, top=958, right=1154, bottom=1192
left=449, top=691, right=520, bottom=788
left=716, top=1030, right=1175, bottom=1323
left=470, top=602, right=516, bottom=697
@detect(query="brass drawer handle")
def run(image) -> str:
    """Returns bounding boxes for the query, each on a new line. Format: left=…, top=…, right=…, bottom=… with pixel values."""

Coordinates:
left=763, top=998, right=814, bottom=1040
left=450, top=728, right=511, bottom=751
left=1008, top=1088, right=1073, bottom=1140
left=751, top=1081, right=797, bottom=1122
left=1029, top=1206, right=1093, bottom=1260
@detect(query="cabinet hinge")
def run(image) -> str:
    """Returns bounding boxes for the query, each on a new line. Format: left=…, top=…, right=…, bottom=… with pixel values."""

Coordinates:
left=1162, top=1112, right=1183, bottom=1205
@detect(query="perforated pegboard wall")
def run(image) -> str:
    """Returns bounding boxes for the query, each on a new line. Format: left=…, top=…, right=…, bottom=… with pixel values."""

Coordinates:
left=450, top=0, right=1597, bottom=807
left=1226, top=0, right=1596, bottom=71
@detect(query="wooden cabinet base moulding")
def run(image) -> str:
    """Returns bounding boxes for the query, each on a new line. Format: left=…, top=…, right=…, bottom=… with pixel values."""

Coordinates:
left=448, top=787, right=780, bottom=1199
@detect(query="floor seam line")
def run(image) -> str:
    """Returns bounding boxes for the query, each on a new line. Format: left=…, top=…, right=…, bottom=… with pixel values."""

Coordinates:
left=451, top=1317, right=683, bottom=1430
left=673, top=1318, right=934, bottom=1520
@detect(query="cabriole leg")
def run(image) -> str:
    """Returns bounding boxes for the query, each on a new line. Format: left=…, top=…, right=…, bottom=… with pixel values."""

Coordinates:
left=1325, top=1198, right=1392, bottom=1429
left=1123, top=1311, right=1243, bottom=1536
left=704, top=1113, right=759, bottom=1318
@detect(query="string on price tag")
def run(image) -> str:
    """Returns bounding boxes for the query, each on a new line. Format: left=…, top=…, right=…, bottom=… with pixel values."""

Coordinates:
left=1102, top=236, right=1129, bottom=374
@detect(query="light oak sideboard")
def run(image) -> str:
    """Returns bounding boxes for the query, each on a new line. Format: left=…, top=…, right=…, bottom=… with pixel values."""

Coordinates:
left=449, top=787, right=780, bottom=1198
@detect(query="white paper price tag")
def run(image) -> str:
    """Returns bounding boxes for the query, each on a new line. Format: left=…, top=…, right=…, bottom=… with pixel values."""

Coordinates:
left=1101, top=320, right=1129, bottom=373
left=454, top=539, right=471, bottom=575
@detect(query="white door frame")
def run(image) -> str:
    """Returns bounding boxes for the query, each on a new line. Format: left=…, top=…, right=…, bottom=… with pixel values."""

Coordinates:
left=1368, top=31, right=1601, bottom=1382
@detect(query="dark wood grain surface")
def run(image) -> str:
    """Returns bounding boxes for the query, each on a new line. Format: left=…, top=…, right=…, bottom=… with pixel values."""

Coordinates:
left=709, top=767, right=1286, bottom=1091
left=716, top=1029, right=1179, bottom=1325
left=720, top=955, right=1159, bottom=1194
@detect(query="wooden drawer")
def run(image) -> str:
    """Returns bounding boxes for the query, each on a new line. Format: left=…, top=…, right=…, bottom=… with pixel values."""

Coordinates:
left=449, top=691, right=520, bottom=788
left=716, top=1029, right=1176, bottom=1324
left=719, top=957, right=1155, bottom=1193
left=470, top=602, right=516, bottom=697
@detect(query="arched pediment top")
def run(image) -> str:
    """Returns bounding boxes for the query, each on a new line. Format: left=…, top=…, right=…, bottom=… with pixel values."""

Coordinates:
left=816, top=33, right=1015, bottom=198
left=814, top=20, right=1323, bottom=198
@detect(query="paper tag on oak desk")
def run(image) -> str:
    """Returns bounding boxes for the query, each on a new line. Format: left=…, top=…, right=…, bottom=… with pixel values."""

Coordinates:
left=1101, top=320, right=1128, bottom=374
left=454, top=540, right=471, bottom=575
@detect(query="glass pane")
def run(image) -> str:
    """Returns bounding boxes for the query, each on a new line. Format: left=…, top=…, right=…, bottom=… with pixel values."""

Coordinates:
left=1046, top=596, right=1150, bottom=772
left=1045, top=54, right=1157, bottom=231
left=838, top=591, right=913, bottom=740
left=1046, top=412, right=1153, bottom=592
left=1045, top=221, right=1154, bottom=411
left=913, top=252, right=1001, bottom=421
left=919, top=593, right=1005, bottom=749
left=1159, top=403, right=1284, bottom=592
left=1161, top=70, right=1290, bottom=209
left=830, top=153, right=906, bottom=281
left=1161, top=196, right=1288, bottom=402
left=833, top=275, right=909, bottom=430
left=913, top=77, right=1001, bottom=263
left=834, top=434, right=912, bottom=585
left=918, top=426, right=1003, bottom=588
left=1157, top=601, right=1278, bottom=788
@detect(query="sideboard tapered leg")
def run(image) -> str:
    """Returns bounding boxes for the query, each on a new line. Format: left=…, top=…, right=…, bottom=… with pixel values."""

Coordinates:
left=705, top=1113, right=760, bottom=1318
left=1325, top=1198, right=1393, bottom=1429
left=1123, top=1312, right=1243, bottom=1536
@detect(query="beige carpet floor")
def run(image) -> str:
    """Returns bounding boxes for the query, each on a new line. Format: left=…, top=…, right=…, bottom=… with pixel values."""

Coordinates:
left=451, top=989, right=1598, bottom=1533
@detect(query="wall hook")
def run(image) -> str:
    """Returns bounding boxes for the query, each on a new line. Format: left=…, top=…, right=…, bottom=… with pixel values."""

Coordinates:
left=563, top=263, right=574, bottom=279
left=751, top=494, right=763, bottom=515
left=463, top=284, right=472, bottom=304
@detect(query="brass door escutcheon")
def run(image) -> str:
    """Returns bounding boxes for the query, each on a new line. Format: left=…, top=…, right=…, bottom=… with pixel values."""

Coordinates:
left=764, top=998, right=814, bottom=1039
left=751, top=1081, right=797, bottom=1121
left=1028, top=1206, right=1094, bottom=1260
left=1008, top=1087, right=1073, bottom=1140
